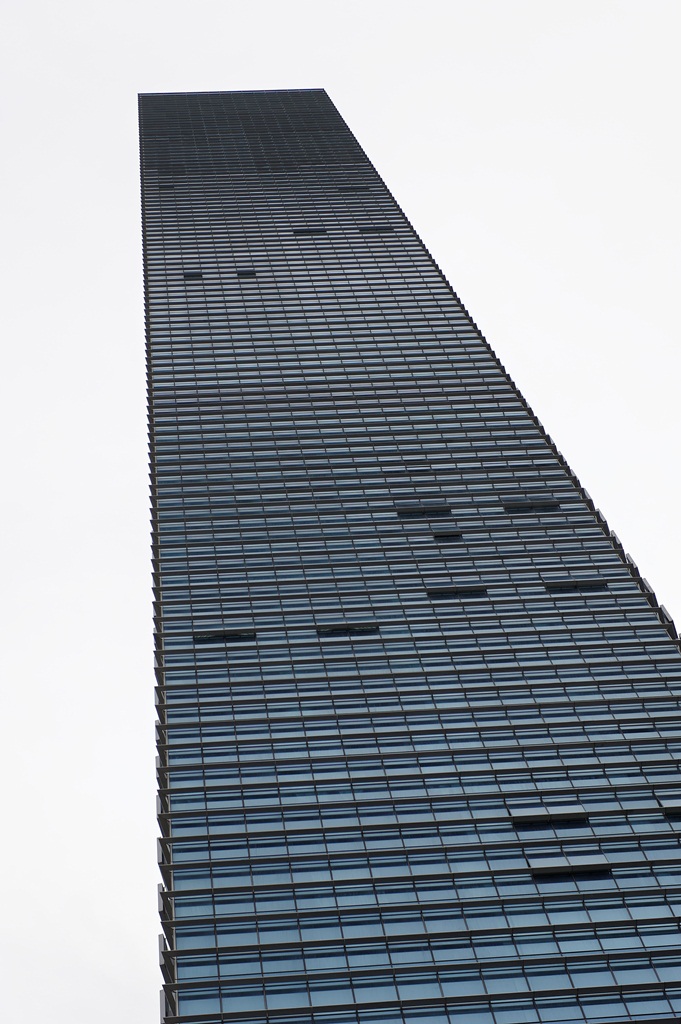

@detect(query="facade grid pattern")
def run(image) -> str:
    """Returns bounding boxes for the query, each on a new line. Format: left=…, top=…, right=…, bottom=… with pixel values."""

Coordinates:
left=140, top=89, right=681, bottom=1024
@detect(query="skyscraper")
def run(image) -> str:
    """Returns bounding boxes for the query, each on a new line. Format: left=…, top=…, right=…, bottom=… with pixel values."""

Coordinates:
left=140, top=89, right=681, bottom=1024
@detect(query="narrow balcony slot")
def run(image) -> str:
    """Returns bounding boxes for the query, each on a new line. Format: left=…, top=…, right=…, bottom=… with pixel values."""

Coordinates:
left=192, top=629, right=256, bottom=644
left=360, top=225, right=394, bottom=234
left=510, top=806, right=588, bottom=825
left=532, top=866, right=612, bottom=882
left=316, top=622, right=380, bottom=638
left=514, top=815, right=589, bottom=832
left=530, top=855, right=610, bottom=881
left=430, top=528, right=463, bottom=542
left=502, top=495, right=561, bottom=513
left=396, top=500, right=451, bottom=519
left=545, top=579, right=609, bottom=594
left=426, top=585, right=487, bottom=600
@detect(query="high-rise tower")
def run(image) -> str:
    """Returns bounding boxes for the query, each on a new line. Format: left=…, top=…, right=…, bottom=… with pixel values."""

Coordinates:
left=140, top=90, right=681, bottom=1024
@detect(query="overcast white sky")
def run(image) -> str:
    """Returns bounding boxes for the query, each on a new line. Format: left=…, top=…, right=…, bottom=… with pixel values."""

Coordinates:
left=0, top=2, right=679, bottom=1020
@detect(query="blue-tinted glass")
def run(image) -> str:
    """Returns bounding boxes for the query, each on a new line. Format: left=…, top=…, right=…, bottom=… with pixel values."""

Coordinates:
left=142, top=89, right=681, bottom=1024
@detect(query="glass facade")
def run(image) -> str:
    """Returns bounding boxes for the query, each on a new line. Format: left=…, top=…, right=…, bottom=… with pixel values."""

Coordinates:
left=140, top=90, right=681, bottom=1024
